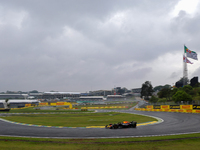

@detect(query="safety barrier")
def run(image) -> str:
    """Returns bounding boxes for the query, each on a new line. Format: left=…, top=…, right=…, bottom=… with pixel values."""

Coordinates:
left=135, top=104, right=200, bottom=113
left=37, top=102, right=72, bottom=109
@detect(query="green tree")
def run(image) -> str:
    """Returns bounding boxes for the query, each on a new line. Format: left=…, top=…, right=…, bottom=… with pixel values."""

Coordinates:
left=141, top=81, right=154, bottom=100
left=172, top=90, right=192, bottom=103
left=171, top=88, right=178, bottom=96
left=157, top=88, right=171, bottom=101
left=182, top=85, right=193, bottom=94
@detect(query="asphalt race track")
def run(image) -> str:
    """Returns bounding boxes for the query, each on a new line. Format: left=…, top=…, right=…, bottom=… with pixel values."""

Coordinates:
left=0, top=110, right=200, bottom=138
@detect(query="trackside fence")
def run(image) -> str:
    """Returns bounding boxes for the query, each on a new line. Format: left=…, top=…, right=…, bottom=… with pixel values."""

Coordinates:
left=135, top=105, right=200, bottom=113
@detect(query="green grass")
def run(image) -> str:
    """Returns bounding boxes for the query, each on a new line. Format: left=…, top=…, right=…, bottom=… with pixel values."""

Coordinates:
left=0, top=112, right=156, bottom=127
left=1, top=133, right=200, bottom=150
left=0, top=107, right=89, bottom=113
left=0, top=102, right=136, bottom=113
left=76, top=102, right=137, bottom=109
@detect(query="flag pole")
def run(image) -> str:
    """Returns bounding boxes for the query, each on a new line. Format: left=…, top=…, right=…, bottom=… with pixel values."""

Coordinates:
left=183, top=45, right=188, bottom=86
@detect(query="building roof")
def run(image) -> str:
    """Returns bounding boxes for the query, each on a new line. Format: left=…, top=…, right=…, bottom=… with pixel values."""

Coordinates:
left=43, top=92, right=81, bottom=95
left=79, top=96, right=104, bottom=99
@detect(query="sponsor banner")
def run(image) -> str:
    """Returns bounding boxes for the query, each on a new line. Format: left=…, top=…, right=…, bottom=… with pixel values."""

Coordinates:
left=136, top=106, right=200, bottom=114
left=169, top=109, right=177, bottom=112
left=146, top=105, right=153, bottom=109
left=170, top=105, right=180, bottom=109
left=50, top=103, right=57, bottom=106
left=178, top=109, right=184, bottom=112
left=181, top=105, right=193, bottom=110
left=194, top=110, right=200, bottom=113
left=153, top=105, right=161, bottom=109
left=193, top=105, right=200, bottom=110
left=186, top=109, right=193, bottom=113
left=56, top=102, right=65, bottom=105
left=39, top=103, right=48, bottom=106
left=161, top=105, right=170, bottom=109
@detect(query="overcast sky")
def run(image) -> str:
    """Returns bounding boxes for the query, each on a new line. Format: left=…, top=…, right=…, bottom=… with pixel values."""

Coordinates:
left=0, top=0, right=200, bottom=92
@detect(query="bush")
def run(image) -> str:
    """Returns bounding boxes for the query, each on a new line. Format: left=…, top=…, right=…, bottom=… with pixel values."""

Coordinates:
left=149, top=95, right=158, bottom=103
left=157, top=98, right=167, bottom=103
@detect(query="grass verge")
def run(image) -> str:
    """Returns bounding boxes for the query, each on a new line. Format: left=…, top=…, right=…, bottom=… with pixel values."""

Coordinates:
left=1, top=133, right=200, bottom=150
left=75, top=102, right=137, bottom=109
left=0, top=107, right=91, bottom=113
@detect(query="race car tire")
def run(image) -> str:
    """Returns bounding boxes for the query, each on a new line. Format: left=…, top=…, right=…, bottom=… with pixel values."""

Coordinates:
left=132, top=122, right=137, bottom=128
left=118, top=125, right=123, bottom=129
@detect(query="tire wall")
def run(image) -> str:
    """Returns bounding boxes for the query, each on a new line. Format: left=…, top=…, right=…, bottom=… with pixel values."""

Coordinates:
left=135, top=105, right=200, bottom=113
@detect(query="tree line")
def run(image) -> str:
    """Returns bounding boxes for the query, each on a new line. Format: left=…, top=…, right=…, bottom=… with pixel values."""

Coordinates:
left=140, top=80, right=200, bottom=104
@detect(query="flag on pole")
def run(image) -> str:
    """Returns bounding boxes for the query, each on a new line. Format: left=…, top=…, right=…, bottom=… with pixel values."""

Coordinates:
left=183, top=55, right=193, bottom=64
left=184, top=45, right=198, bottom=60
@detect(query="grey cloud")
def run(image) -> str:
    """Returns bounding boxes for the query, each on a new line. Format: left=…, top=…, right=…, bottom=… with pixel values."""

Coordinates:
left=0, top=0, right=199, bottom=92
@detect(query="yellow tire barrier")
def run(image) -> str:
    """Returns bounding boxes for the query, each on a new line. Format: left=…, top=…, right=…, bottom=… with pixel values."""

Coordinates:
left=136, top=104, right=200, bottom=113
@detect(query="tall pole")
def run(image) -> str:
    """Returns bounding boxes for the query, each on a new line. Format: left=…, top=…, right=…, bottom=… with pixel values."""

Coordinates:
left=183, top=46, right=188, bottom=86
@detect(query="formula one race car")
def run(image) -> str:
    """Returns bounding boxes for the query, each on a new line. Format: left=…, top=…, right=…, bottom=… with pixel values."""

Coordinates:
left=105, top=121, right=137, bottom=129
